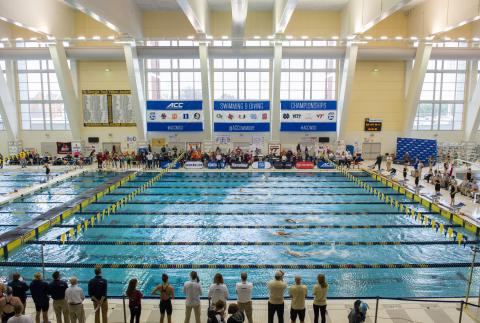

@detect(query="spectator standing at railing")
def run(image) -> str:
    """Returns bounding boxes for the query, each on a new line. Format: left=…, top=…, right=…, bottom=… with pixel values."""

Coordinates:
left=267, top=271, right=287, bottom=323
left=1, top=287, right=23, bottom=323
left=235, top=273, right=253, bottom=323
left=65, top=277, right=85, bottom=323
left=208, top=274, right=229, bottom=308
left=183, top=271, right=202, bottom=323
left=6, top=303, right=32, bottom=323
left=88, top=267, right=108, bottom=323
left=289, top=276, right=307, bottom=323
left=8, top=273, right=28, bottom=314
left=29, top=273, right=49, bottom=323
left=312, top=274, right=328, bottom=323
left=126, top=279, right=142, bottom=323
left=48, top=271, right=70, bottom=323
left=151, top=274, right=174, bottom=323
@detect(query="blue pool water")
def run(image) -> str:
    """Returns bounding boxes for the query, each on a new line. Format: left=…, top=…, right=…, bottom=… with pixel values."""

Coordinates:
left=0, top=172, right=116, bottom=230
left=2, top=171, right=480, bottom=299
left=0, top=171, right=64, bottom=195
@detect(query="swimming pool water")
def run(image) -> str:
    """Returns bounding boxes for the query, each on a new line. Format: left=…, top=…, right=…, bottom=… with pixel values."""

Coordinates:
left=0, top=171, right=64, bottom=195
left=2, top=171, right=480, bottom=299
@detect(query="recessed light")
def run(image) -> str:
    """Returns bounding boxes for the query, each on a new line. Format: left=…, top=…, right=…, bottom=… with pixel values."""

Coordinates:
left=105, top=68, right=111, bottom=72
left=372, top=68, right=380, bottom=72
left=221, top=35, right=228, bottom=39
left=15, top=37, right=23, bottom=41
left=286, top=35, right=293, bottom=39
left=301, top=35, right=308, bottom=39
left=395, top=36, right=403, bottom=40
left=444, top=37, right=451, bottom=41
left=380, top=36, right=388, bottom=40
left=206, top=35, right=213, bottom=39
left=92, top=36, right=101, bottom=40
left=30, top=37, right=37, bottom=41
left=267, top=35, right=275, bottom=39
left=410, top=36, right=418, bottom=40
left=331, top=36, right=339, bottom=40
left=13, top=22, right=23, bottom=27
left=107, top=35, right=115, bottom=40
left=77, top=36, right=86, bottom=40
left=473, top=37, right=480, bottom=42
left=187, top=35, right=194, bottom=39
left=364, top=36, right=373, bottom=40
left=253, top=35, right=261, bottom=39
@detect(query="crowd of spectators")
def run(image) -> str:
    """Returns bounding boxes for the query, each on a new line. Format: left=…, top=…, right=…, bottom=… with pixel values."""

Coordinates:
left=0, top=269, right=370, bottom=323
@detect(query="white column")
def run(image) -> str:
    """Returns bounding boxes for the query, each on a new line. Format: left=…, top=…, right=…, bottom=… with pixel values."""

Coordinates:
left=270, top=40, right=282, bottom=142
left=403, top=43, right=432, bottom=137
left=465, top=60, right=480, bottom=142
left=49, top=43, right=82, bottom=140
left=337, top=43, right=358, bottom=139
left=0, top=60, right=20, bottom=141
left=123, top=44, right=147, bottom=142
left=199, top=42, right=212, bottom=141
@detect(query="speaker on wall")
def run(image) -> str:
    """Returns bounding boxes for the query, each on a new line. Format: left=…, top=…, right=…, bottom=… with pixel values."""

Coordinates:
left=88, top=137, right=99, bottom=143
left=318, top=137, right=330, bottom=143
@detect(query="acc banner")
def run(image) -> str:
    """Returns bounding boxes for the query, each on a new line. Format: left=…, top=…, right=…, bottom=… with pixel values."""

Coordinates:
left=280, top=101, right=337, bottom=132
left=147, top=100, right=203, bottom=132
left=214, top=101, right=270, bottom=132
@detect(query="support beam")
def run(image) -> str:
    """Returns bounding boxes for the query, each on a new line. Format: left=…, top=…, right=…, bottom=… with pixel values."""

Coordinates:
left=403, top=43, right=432, bottom=137
left=0, top=0, right=75, bottom=38
left=337, top=44, right=358, bottom=139
left=409, top=0, right=480, bottom=37
left=123, top=44, right=147, bottom=142
left=199, top=42, right=212, bottom=141
left=274, top=0, right=298, bottom=34
left=465, top=62, right=480, bottom=141
left=0, top=61, right=20, bottom=141
left=176, top=0, right=209, bottom=34
left=63, top=0, right=142, bottom=37
left=341, top=0, right=415, bottom=37
left=270, top=41, right=282, bottom=142
left=231, top=0, right=248, bottom=46
left=48, top=43, right=82, bottom=140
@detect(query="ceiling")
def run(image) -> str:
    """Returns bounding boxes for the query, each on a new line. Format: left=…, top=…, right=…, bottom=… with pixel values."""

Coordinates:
left=134, top=0, right=351, bottom=11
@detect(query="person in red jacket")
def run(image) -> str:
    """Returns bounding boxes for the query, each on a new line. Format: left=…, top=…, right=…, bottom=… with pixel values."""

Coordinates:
left=126, top=279, right=143, bottom=323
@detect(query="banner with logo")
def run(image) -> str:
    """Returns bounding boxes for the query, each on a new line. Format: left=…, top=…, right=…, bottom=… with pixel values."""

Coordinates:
left=147, top=100, right=203, bottom=132
left=295, top=161, right=315, bottom=169
left=184, top=161, right=204, bottom=169
left=317, top=161, right=336, bottom=169
left=56, top=142, right=72, bottom=155
left=252, top=161, right=272, bottom=169
left=160, top=161, right=181, bottom=169
left=214, top=101, right=270, bottom=132
left=230, top=162, right=250, bottom=169
left=208, top=161, right=226, bottom=169
left=280, top=100, right=337, bottom=132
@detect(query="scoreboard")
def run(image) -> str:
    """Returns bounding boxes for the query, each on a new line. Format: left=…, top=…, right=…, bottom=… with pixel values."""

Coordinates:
left=364, top=118, right=382, bottom=131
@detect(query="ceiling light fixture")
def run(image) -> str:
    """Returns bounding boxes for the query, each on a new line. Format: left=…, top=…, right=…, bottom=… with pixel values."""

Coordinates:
left=92, top=36, right=101, bottom=40
left=77, top=36, right=86, bottom=40
left=380, top=36, right=388, bottom=40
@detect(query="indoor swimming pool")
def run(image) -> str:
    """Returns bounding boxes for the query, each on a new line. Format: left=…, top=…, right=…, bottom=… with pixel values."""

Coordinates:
left=0, top=170, right=64, bottom=195
left=1, top=171, right=479, bottom=299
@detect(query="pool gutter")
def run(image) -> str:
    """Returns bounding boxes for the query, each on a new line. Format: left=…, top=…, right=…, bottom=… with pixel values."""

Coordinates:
left=0, top=171, right=136, bottom=258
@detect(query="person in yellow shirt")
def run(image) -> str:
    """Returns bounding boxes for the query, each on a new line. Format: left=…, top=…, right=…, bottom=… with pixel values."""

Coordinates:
left=288, top=276, right=307, bottom=323
left=267, top=271, right=287, bottom=323
left=312, top=274, right=328, bottom=323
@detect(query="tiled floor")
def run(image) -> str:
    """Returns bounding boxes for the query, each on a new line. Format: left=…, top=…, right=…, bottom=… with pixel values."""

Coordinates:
left=22, top=298, right=480, bottom=323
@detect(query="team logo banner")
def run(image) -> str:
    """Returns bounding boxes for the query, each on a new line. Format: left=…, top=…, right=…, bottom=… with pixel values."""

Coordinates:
left=214, top=101, right=270, bottom=132
left=280, top=100, right=337, bottom=132
left=147, top=100, right=204, bottom=132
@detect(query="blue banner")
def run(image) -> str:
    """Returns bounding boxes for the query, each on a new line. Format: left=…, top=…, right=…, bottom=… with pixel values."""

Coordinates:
left=214, top=101, right=270, bottom=132
left=280, top=100, right=337, bottom=132
left=147, top=100, right=203, bottom=132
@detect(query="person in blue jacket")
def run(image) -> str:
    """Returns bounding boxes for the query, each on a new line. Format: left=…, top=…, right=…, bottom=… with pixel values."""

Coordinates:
left=29, top=273, right=50, bottom=323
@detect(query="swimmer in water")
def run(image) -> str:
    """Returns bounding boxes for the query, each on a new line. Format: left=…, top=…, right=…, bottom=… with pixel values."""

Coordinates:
left=273, top=230, right=291, bottom=236
left=284, top=245, right=339, bottom=258
left=285, top=219, right=297, bottom=223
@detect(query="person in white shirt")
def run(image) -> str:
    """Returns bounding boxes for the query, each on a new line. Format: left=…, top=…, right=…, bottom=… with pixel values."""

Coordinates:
left=183, top=271, right=202, bottom=323
left=235, top=272, right=253, bottom=323
left=65, top=277, right=85, bottom=323
left=208, top=273, right=229, bottom=306
left=7, top=303, right=33, bottom=323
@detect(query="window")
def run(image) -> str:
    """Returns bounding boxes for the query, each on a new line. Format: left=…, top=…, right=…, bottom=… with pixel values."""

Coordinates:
left=281, top=59, right=336, bottom=100
left=16, top=42, right=69, bottom=130
left=213, top=58, right=270, bottom=100
left=0, top=43, right=4, bottom=130
left=145, top=59, right=202, bottom=100
left=413, top=59, right=466, bottom=131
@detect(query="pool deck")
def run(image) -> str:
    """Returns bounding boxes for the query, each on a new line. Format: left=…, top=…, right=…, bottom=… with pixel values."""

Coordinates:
left=20, top=297, right=479, bottom=323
